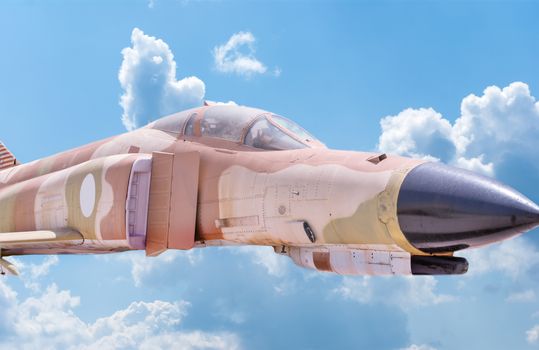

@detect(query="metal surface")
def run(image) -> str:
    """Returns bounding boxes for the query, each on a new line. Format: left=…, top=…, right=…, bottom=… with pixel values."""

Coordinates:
left=410, top=255, right=469, bottom=275
left=1, top=104, right=538, bottom=276
left=397, top=162, right=539, bottom=253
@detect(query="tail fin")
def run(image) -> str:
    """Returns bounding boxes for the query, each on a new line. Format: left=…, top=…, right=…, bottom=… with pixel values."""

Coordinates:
left=0, top=141, right=19, bottom=171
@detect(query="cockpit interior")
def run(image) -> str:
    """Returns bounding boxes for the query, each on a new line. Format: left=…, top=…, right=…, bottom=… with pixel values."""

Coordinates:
left=150, top=105, right=326, bottom=151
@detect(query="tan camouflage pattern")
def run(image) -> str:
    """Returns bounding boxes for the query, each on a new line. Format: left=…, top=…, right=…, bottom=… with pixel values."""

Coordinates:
left=0, top=105, right=428, bottom=275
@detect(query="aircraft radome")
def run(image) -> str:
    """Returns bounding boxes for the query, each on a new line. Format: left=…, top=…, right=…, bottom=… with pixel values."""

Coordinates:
left=1, top=103, right=538, bottom=276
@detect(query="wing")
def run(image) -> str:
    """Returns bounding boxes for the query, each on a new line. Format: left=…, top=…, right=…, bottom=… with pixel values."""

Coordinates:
left=0, top=230, right=84, bottom=276
left=0, top=229, right=83, bottom=244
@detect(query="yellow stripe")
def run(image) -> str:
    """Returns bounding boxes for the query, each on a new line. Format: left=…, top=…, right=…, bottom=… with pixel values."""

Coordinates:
left=378, top=164, right=429, bottom=256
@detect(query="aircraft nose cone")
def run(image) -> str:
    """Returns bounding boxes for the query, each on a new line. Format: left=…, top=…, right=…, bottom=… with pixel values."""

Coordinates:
left=397, top=162, right=539, bottom=253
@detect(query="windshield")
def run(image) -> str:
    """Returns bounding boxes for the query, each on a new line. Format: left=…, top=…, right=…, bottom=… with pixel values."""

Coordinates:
left=270, top=115, right=318, bottom=144
left=244, top=118, right=307, bottom=151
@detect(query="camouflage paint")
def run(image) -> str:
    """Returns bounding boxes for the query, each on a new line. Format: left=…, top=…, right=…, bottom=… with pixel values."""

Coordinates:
left=0, top=104, right=536, bottom=276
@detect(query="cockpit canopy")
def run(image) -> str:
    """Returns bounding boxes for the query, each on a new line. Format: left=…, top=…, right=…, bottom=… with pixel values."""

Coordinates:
left=150, top=105, right=325, bottom=151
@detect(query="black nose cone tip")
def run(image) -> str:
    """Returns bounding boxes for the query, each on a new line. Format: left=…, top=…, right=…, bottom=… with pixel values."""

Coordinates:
left=397, top=162, right=539, bottom=254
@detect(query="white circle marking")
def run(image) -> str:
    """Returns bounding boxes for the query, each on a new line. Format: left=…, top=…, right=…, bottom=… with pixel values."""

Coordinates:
left=80, top=174, right=96, bottom=218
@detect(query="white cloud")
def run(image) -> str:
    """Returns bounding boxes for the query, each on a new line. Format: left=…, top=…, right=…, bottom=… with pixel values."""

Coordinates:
left=457, top=237, right=539, bottom=278
left=10, top=256, right=59, bottom=292
left=112, top=250, right=203, bottom=287
left=399, top=345, right=437, bottom=350
left=335, top=275, right=455, bottom=310
left=0, top=279, right=18, bottom=330
left=11, top=284, right=85, bottom=347
left=333, top=276, right=373, bottom=304
left=213, top=32, right=268, bottom=77
left=0, top=279, right=241, bottom=350
left=401, top=276, right=455, bottom=308
left=453, top=155, right=494, bottom=177
left=235, top=246, right=288, bottom=277
left=27, top=256, right=59, bottom=280
left=454, top=83, right=539, bottom=159
left=119, top=27, right=205, bottom=130
left=506, top=290, right=536, bottom=303
left=378, top=82, right=539, bottom=176
left=379, top=107, right=454, bottom=161
left=527, top=324, right=539, bottom=344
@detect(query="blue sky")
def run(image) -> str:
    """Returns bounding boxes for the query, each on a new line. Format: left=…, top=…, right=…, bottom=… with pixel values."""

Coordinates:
left=1, top=1, right=539, bottom=349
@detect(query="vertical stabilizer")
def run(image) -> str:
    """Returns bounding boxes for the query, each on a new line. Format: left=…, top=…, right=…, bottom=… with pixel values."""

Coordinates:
left=0, top=141, right=18, bottom=171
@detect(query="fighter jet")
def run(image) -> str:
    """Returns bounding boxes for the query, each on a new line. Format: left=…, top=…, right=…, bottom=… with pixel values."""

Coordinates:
left=1, top=104, right=538, bottom=276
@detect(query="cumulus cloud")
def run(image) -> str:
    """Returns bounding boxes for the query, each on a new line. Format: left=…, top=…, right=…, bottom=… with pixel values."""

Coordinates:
left=402, top=276, right=456, bottom=307
left=27, top=256, right=59, bottom=279
left=110, top=250, right=203, bottom=287
left=213, top=32, right=269, bottom=77
left=457, top=237, right=539, bottom=278
left=119, top=28, right=205, bottom=130
left=335, top=275, right=455, bottom=310
left=379, top=107, right=454, bottom=162
left=378, top=82, right=539, bottom=176
left=0, top=280, right=240, bottom=350
left=10, top=256, right=60, bottom=292
left=235, top=246, right=289, bottom=277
